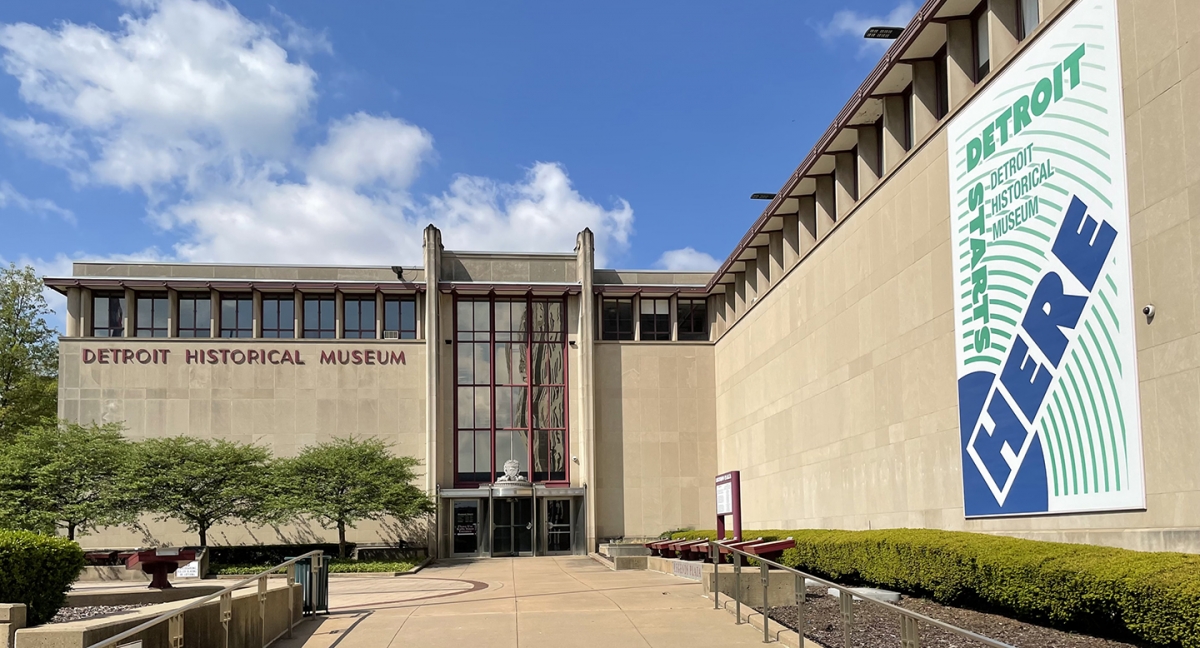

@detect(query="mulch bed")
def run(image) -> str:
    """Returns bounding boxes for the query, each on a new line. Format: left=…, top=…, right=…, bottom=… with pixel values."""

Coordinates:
left=50, top=604, right=151, bottom=624
left=755, top=587, right=1144, bottom=648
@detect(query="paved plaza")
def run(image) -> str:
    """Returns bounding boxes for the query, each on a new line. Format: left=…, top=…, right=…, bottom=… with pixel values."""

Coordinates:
left=275, top=557, right=773, bottom=648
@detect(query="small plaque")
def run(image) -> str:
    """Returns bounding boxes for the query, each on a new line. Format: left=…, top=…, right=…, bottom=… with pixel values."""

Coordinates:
left=175, top=561, right=199, bottom=578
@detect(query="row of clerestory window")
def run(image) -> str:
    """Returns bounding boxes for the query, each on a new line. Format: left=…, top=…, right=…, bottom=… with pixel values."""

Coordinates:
left=600, top=297, right=709, bottom=342
left=89, top=291, right=417, bottom=339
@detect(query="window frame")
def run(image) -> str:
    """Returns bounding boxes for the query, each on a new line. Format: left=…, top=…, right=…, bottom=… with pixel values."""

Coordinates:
left=934, top=45, right=950, bottom=120
left=453, top=295, right=569, bottom=487
left=1016, top=0, right=1039, bottom=41
left=638, top=297, right=671, bottom=341
left=91, top=292, right=125, bottom=338
left=343, top=294, right=377, bottom=339
left=677, top=298, right=709, bottom=341
left=302, top=295, right=336, bottom=339
left=134, top=292, right=169, bottom=338
left=261, top=294, right=295, bottom=338
left=600, top=297, right=634, bottom=341
left=972, top=3, right=991, bottom=82
left=177, top=292, right=212, bottom=338
left=383, top=296, right=418, bottom=339
left=219, top=293, right=254, bottom=338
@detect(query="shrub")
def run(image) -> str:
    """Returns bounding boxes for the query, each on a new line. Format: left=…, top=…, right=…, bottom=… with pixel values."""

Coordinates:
left=206, top=543, right=350, bottom=566
left=669, top=528, right=1200, bottom=647
left=0, top=530, right=85, bottom=625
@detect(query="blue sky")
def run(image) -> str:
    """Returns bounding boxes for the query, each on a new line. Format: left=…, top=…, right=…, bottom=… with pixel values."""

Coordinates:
left=0, top=0, right=915, bottom=304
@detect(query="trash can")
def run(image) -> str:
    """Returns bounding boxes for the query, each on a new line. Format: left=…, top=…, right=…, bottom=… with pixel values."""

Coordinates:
left=289, top=555, right=329, bottom=615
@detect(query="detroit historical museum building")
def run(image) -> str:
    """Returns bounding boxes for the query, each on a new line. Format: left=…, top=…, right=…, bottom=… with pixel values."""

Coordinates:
left=48, top=0, right=1200, bottom=556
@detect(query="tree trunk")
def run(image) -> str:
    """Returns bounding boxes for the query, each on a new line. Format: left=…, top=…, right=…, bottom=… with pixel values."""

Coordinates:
left=199, top=525, right=208, bottom=547
left=338, top=520, right=346, bottom=558
left=67, top=523, right=76, bottom=541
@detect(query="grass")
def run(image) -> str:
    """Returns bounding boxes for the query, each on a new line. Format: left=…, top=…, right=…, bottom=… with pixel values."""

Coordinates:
left=208, top=559, right=417, bottom=575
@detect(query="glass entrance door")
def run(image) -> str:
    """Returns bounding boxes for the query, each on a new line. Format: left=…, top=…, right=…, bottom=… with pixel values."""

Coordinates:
left=544, top=499, right=573, bottom=554
left=453, top=500, right=480, bottom=556
left=493, top=498, right=532, bottom=556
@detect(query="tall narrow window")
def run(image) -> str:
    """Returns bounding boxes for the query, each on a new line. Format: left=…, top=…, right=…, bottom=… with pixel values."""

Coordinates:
left=92, top=292, right=125, bottom=337
left=872, top=117, right=885, bottom=175
left=600, top=297, right=633, bottom=340
left=973, top=4, right=991, bottom=81
left=901, top=84, right=914, bottom=151
left=456, top=299, right=494, bottom=484
left=135, top=293, right=168, bottom=337
left=343, top=295, right=377, bottom=339
left=531, top=299, right=567, bottom=482
left=1017, top=0, right=1039, bottom=40
left=384, top=297, right=417, bottom=339
left=178, top=293, right=211, bottom=338
left=677, top=298, right=709, bottom=341
left=219, top=293, right=253, bottom=338
left=934, top=45, right=949, bottom=119
left=262, top=295, right=295, bottom=338
left=303, top=296, right=336, bottom=338
left=639, top=298, right=670, bottom=341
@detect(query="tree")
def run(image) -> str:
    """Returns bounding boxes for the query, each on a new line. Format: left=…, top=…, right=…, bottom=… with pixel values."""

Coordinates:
left=0, top=264, right=58, bottom=440
left=130, top=437, right=274, bottom=546
left=0, top=421, right=136, bottom=540
left=274, top=436, right=434, bottom=558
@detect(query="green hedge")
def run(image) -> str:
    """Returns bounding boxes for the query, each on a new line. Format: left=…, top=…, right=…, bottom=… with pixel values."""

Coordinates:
left=669, top=528, right=1200, bottom=647
left=209, top=559, right=415, bottom=575
left=206, top=544, right=351, bottom=566
left=0, top=530, right=85, bottom=625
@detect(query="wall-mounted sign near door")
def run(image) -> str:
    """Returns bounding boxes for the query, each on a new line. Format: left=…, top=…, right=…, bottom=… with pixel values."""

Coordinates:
left=715, top=470, right=741, bottom=542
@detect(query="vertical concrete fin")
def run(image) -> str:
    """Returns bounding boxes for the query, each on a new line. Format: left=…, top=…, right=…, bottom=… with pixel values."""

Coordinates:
left=575, top=228, right=598, bottom=550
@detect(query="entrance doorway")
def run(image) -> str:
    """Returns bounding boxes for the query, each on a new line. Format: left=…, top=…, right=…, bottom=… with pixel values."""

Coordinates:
left=543, top=499, right=573, bottom=555
left=452, top=500, right=480, bottom=556
left=493, top=498, right=532, bottom=556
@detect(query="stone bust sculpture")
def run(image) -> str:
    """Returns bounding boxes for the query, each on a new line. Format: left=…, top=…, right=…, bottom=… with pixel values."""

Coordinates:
left=496, top=459, right=525, bottom=483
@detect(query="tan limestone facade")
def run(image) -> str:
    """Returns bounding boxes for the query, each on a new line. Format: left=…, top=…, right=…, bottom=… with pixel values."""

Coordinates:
left=47, top=0, right=1200, bottom=555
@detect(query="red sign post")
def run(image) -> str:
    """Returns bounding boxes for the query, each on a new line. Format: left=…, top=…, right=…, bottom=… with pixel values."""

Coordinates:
left=715, top=471, right=741, bottom=541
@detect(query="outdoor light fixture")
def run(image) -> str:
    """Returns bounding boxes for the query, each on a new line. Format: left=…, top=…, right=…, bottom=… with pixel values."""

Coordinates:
left=390, top=265, right=405, bottom=280
left=864, top=26, right=905, bottom=39
left=750, top=193, right=777, bottom=200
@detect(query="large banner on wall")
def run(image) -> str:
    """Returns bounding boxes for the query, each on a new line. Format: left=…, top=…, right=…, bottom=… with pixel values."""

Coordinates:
left=948, top=0, right=1143, bottom=517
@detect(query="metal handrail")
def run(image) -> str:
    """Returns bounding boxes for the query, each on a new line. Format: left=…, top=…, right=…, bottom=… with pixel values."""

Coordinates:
left=86, top=550, right=325, bottom=648
left=710, top=540, right=1014, bottom=648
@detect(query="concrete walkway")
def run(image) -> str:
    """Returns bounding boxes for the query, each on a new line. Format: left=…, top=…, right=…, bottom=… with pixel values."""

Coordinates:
left=275, top=556, right=773, bottom=648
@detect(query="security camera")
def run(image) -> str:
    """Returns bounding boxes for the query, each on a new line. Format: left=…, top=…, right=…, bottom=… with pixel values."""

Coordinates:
left=572, top=455, right=579, bottom=464
left=1143, top=304, right=1155, bottom=322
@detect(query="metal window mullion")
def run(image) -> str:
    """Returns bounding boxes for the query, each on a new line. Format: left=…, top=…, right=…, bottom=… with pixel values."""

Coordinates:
left=530, top=294, right=540, bottom=480
left=559, top=294, right=569, bottom=482
left=452, top=297, right=461, bottom=485
left=490, top=297, right=498, bottom=484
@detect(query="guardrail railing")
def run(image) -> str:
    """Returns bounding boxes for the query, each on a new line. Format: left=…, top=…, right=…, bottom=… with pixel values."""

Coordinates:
left=87, top=550, right=328, bottom=648
left=708, top=540, right=1013, bottom=648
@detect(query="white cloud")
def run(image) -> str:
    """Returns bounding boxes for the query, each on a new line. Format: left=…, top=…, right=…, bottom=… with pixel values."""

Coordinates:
left=0, top=0, right=635, bottom=271
left=269, top=7, right=333, bottom=56
left=163, top=161, right=632, bottom=266
left=0, top=181, right=75, bottom=223
left=0, top=0, right=317, bottom=191
left=307, top=113, right=434, bottom=189
left=654, top=247, right=719, bottom=272
left=816, top=2, right=917, bottom=55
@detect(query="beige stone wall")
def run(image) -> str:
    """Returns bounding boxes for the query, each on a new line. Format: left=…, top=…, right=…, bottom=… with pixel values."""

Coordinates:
left=594, top=342, right=717, bottom=540
left=712, top=0, right=1200, bottom=553
left=58, top=338, right=427, bottom=548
